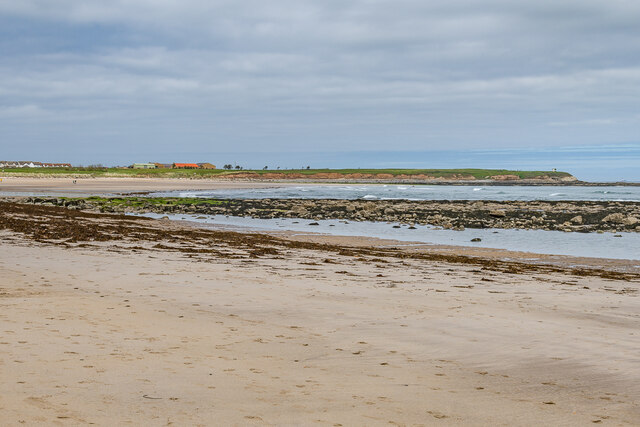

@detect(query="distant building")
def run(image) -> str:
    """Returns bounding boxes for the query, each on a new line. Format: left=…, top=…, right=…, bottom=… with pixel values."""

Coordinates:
left=41, top=163, right=71, bottom=168
left=132, top=163, right=157, bottom=169
left=0, top=161, right=70, bottom=168
left=173, top=163, right=199, bottom=169
left=154, top=163, right=172, bottom=169
left=197, top=163, right=216, bottom=169
left=0, top=161, right=39, bottom=168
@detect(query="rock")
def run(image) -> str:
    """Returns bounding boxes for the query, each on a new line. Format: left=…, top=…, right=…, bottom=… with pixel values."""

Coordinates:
left=362, top=203, right=377, bottom=213
left=602, top=213, right=625, bottom=223
left=570, top=215, right=583, bottom=224
left=292, top=207, right=308, bottom=216
left=308, top=222, right=319, bottom=226
left=623, top=216, right=639, bottom=226
left=471, top=238, right=482, bottom=242
left=489, top=210, right=506, bottom=218
left=489, top=174, right=519, bottom=181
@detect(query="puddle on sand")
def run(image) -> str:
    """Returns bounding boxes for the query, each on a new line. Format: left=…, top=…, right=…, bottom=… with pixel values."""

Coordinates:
left=131, top=213, right=640, bottom=261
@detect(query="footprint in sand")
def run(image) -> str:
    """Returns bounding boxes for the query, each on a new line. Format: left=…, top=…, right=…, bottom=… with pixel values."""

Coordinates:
left=427, top=410, right=448, bottom=419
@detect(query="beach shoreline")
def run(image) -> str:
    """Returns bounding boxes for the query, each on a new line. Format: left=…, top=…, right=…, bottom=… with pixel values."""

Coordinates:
left=2, top=175, right=639, bottom=189
left=13, top=194, right=640, bottom=234
left=0, top=176, right=290, bottom=194
left=1, top=201, right=639, bottom=425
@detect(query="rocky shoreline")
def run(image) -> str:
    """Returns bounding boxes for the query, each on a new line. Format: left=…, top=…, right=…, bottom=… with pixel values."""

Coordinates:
left=16, top=196, right=640, bottom=233
left=2, top=200, right=638, bottom=279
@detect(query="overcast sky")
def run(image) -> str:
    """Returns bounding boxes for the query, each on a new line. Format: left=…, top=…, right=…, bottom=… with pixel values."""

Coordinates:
left=1, top=1, right=639, bottom=175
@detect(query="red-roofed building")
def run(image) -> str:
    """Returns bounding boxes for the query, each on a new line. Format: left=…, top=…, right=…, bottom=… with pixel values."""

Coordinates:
left=173, top=163, right=199, bottom=169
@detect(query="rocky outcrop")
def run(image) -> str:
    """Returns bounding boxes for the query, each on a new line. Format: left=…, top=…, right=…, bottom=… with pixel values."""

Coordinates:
left=488, top=175, right=520, bottom=181
left=17, top=197, right=640, bottom=233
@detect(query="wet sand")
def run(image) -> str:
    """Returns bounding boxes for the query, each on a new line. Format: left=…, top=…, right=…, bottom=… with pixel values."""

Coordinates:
left=1, top=203, right=639, bottom=425
left=0, top=176, right=287, bottom=194
left=271, top=230, right=640, bottom=275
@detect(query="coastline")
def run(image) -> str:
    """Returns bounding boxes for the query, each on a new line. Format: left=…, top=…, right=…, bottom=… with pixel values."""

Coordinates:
left=1, top=201, right=639, bottom=424
left=269, top=229, right=640, bottom=274
left=16, top=195, right=640, bottom=234
left=2, top=174, right=639, bottom=187
left=2, top=200, right=638, bottom=275
left=0, top=176, right=289, bottom=194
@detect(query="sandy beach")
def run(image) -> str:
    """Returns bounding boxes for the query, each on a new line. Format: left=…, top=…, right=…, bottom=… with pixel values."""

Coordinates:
left=5, top=0, right=640, bottom=424
left=1, top=201, right=639, bottom=425
left=0, top=177, right=288, bottom=194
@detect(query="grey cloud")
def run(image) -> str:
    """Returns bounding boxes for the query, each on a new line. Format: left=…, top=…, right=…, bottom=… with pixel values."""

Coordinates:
left=0, top=0, right=638, bottom=159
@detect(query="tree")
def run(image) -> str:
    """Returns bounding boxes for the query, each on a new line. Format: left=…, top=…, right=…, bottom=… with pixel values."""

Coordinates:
left=235, top=165, right=241, bottom=170
left=306, top=166, right=310, bottom=170
left=223, top=164, right=232, bottom=170
left=263, top=166, right=268, bottom=170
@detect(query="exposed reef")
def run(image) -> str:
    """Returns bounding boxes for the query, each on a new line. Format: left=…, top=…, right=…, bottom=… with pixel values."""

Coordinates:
left=14, top=196, right=640, bottom=233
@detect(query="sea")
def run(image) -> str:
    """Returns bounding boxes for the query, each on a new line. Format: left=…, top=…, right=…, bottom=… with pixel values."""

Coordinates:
left=5, top=184, right=639, bottom=260
left=139, top=184, right=640, bottom=261
left=156, top=184, right=640, bottom=202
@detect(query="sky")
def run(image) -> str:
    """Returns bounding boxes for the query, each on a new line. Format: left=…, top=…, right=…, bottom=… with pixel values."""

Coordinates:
left=0, top=1, right=639, bottom=180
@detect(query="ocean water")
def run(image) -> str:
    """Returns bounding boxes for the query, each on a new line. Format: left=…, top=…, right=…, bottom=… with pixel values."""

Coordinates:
left=155, top=185, right=640, bottom=202
left=132, top=213, right=640, bottom=261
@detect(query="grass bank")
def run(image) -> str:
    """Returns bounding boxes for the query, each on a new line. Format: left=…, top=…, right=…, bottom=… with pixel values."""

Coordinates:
left=0, top=167, right=573, bottom=180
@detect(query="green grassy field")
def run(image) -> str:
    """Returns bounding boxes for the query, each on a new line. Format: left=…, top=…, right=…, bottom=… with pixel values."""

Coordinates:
left=0, top=167, right=572, bottom=180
